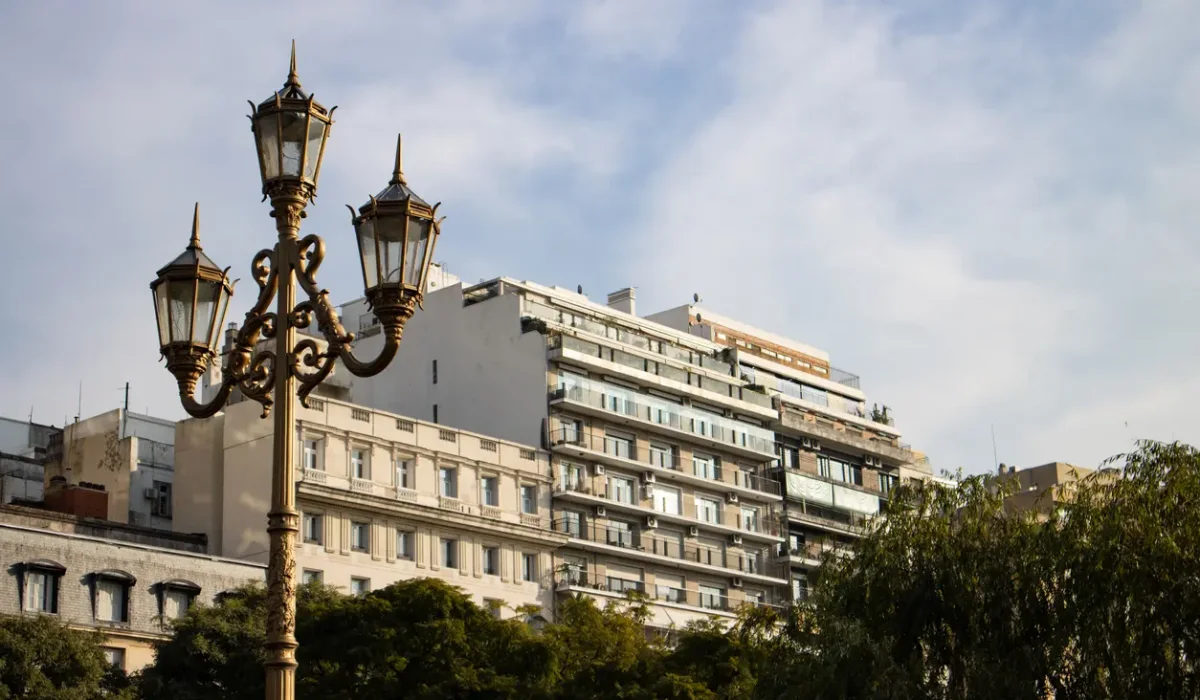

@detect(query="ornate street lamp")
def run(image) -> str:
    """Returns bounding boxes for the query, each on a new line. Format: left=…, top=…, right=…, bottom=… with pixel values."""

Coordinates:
left=149, top=43, right=441, bottom=700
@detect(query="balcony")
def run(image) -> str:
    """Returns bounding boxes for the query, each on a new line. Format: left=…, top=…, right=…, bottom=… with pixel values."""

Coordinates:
left=555, top=572, right=785, bottom=617
left=548, top=335, right=777, bottom=418
left=552, top=480, right=784, bottom=543
left=549, top=386, right=777, bottom=460
left=548, top=428, right=782, bottom=501
left=776, top=540, right=855, bottom=569
left=552, top=520, right=787, bottom=584
left=779, top=409, right=912, bottom=464
left=786, top=501, right=871, bottom=537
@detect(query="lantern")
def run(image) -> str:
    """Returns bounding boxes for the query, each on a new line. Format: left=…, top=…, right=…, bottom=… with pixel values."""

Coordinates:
left=250, top=42, right=333, bottom=198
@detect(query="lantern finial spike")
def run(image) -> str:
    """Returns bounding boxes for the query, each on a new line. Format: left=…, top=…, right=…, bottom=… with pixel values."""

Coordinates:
left=391, top=133, right=406, bottom=185
left=286, top=39, right=300, bottom=87
left=189, top=202, right=202, bottom=250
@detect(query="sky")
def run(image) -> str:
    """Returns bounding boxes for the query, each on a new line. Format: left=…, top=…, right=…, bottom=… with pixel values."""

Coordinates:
left=1, top=0, right=1198, bottom=476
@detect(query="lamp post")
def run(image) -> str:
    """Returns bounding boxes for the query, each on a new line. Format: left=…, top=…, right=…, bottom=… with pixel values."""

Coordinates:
left=149, top=44, right=442, bottom=700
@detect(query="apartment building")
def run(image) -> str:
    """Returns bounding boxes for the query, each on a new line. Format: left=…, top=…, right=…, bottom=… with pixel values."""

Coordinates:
left=648, top=303, right=931, bottom=601
left=173, top=397, right=566, bottom=619
left=325, top=279, right=791, bottom=630
left=0, top=416, right=60, bottom=504
left=998, top=462, right=1101, bottom=518
left=0, top=504, right=264, bottom=672
left=42, top=409, right=177, bottom=529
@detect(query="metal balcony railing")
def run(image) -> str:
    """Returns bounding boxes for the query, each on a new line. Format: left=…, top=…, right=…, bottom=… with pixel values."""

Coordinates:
left=548, top=427, right=782, bottom=497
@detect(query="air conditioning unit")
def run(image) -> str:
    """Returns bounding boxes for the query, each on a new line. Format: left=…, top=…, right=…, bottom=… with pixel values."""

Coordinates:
left=595, top=505, right=607, bottom=517
left=731, top=577, right=744, bottom=588
left=643, top=485, right=655, bottom=500
left=645, top=516, right=659, bottom=529
left=687, top=525, right=699, bottom=538
left=642, top=471, right=656, bottom=484
left=801, top=438, right=813, bottom=449
left=813, top=441, right=822, bottom=452
left=726, top=492, right=739, bottom=504
left=729, top=534, right=743, bottom=546
left=143, top=487, right=156, bottom=499
left=593, top=464, right=606, bottom=475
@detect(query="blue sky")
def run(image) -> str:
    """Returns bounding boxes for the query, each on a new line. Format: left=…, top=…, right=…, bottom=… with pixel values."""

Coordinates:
left=1, top=0, right=1197, bottom=475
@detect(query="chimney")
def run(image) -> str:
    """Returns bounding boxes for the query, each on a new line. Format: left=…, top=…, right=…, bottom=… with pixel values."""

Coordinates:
left=607, top=287, right=636, bottom=316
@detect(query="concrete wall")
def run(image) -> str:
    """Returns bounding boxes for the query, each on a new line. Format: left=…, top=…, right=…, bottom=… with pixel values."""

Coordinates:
left=0, top=513, right=264, bottom=672
left=339, top=284, right=551, bottom=449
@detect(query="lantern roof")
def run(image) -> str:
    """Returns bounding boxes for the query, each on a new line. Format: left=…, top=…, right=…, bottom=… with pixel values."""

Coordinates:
left=363, top=135, right=429, bottom=210
left=157, top=204, right=223, bottom=277
left=256, top=41, right=323, bottom=112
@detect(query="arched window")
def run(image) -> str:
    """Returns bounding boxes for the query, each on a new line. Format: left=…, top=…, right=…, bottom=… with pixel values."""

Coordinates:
left=18, top=560, right=66, bottom=614
left=90, top=570, right=136, bottom=624
left=156, top=579, right=201, bottom=622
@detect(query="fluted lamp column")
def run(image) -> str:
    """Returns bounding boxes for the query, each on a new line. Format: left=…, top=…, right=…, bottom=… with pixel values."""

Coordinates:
left=148, top=42, right=442, bottom=700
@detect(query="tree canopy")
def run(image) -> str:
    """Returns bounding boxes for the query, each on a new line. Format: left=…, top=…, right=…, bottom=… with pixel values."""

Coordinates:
left=15, top=441, right=1198, bottom=700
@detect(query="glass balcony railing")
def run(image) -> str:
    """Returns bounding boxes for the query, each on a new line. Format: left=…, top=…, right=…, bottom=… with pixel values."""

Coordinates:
left=550, top=379, right=777, bottom=456
left=552, top=521, right=783, bottom=578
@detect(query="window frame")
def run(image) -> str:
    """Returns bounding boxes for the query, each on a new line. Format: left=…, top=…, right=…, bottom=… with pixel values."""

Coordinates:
left=396, top=528, right=415, bottom=560
left=19, top=560, right=65, bottom=614
left=350, top=521, right=371, bottom=553
left=441, top=537, right=459, bottom=568
left=301, top=569, right=324, bottom=585
left=440, top=466, right=458, bottom=499
left=521, top=553, right=537, bottom=582
left=302, top=437, right=323, bottom=472
left=481, top=475, right=500, bottom=507
left=350, top=447, right=370, bottom=480
left=302, top=512, right=324, bottom=545
left=482, top=545, right=500, bottom=576
left=91, top=570, right=136, bottom=625
left=350, top=577, right=371, bottom=596
left=520, top=484, right=537, bottom=514
left=157, top=579, right=201, bottom=623
left=394, top=456, right=413, bottom=489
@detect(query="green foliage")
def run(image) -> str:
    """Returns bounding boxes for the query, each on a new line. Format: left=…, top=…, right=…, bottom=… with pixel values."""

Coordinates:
left=0, top=615, right=133, bottom=700
left=130, top=441, right=1200, bottom=700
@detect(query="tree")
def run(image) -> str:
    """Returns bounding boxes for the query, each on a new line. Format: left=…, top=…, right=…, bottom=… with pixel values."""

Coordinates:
left=765, top=441, right=1200, bottom=700
left=0, top=615, right=133, bottom=700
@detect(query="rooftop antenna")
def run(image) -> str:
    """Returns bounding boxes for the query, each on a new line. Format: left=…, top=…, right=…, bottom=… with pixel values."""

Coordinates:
left=991, top=424, right=999, bottom=472
left=76, top=381, right=82, bottom=423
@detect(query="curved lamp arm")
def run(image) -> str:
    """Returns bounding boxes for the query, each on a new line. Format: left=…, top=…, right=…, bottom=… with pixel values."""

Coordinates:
left=176, top=247, right=280, bottom=419
left=290, top=234, right=403, bottom=405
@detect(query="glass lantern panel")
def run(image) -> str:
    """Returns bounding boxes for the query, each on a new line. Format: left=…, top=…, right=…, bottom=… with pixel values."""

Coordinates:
left=167, top=279, right=196, bottom=344
left=355, top=218, right=379, bottom=290
left=192, top=279, right=221, bottom=348
left=255, top=113, right=280, bottom=180
left=209, top=283, right=231, bottom=349
left=375, top=213, right=407, bottom=285
left=154, top=283, right=170, bottom=347
left=404, top=218, right=431, bottom=287
left=279, top=110, right=308, bottom=178
left=304, top=118, right=326, bottom=180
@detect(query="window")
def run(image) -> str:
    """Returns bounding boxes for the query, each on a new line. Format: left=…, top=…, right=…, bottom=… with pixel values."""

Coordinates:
left=745, top=550, right=761, bottom=574
left=95, top=574, right=132, bottom=623
left=559, top=461, right=582, bottom=490
left=351, top=449, right=369, bottom=480
left=151, top=481, right=172, bottom=518
left=696, top=496, right=721, bottom=524
left=102, top=647, right=126, bottom=671
left=440, top=467, right=458, bottom=498
left=396, top=529, right=414, bottom=560
left=699, top=584, right=725, bottom=610
left=22, top=563, right=62, bottom=614
left=879, top=472, right=899, bottom=496
left=693, top=454, right=718, bottom=480
left=652, top=485, right=681, bottom=515
left=483, top=546, right=500, bottom=575
left=779, top=445, right=798, bottom=469
left=606, top=576, right=642, bottom=594
left=520, top=484, right=537, bottom=514
left=160, top=582, right=198, bottom=621
left=792, top=574, right=809, bottom=601
left=609, top=476, right=635, bottom=504
left=303, top=513, right=323, bottom=544
left=607, top=520, right=635, bottom=547
left=395, top=457, right=412, bottom=489
left=484, top=598, right=503, bottom=619
left=432, top=359, right=438, bottom=384
left=481, top=476, right=499, bottom=507
left=522, top=553, right=537, bottom=582
left=741, top=506, right=760, bottom=532
left=649, top=443, right=674, bottom=469
left=559, top=419, right=582, bottom=444
left=350, top=577, right=370, bottom=596
left=351, top=522, right=370, bottom=552
left=302, top=570, right=323, bottom=585
left=303, top=438, right=322, bottom=471
left=441, top=538, right=458, bottom=568
left=560, top=511, right=582, bottom=538
left=605, top=433, right=634, bottom=460
left=788, top=531, right=805, bottom=555
left=818, top=455, right=862, bottom=486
